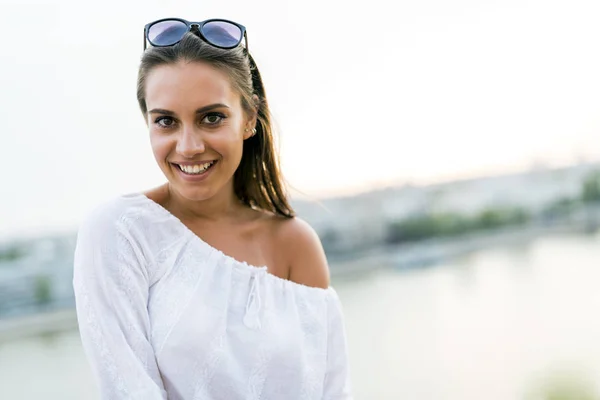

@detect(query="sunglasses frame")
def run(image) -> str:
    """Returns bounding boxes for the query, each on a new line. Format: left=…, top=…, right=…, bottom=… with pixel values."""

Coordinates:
left=143, top=18, right=248, bottom=51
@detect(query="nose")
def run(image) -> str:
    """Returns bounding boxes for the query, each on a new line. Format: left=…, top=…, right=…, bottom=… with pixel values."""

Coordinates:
left=176, top=126, right=206, bottom=158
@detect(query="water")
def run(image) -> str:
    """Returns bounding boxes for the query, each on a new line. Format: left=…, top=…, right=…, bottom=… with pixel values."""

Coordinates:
left=1, top=232, right=599, bottom=399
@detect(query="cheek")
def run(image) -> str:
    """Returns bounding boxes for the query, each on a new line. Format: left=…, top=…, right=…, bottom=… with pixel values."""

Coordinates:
left=212, top=129, right=245, bottom=154
left=149, top=133, right=171, bottom=160
left=228, top=135, right=246, bottom=163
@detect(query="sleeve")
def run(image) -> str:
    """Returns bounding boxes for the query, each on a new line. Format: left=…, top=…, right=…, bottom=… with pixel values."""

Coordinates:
left=72, top=205, right=168, bottom=400
left=323, top=287, right=353, bottom=400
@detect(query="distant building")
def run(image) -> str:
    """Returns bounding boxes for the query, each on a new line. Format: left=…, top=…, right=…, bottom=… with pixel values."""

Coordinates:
left=293, top=161, right=600, bottom=254
left=0, top=234, right=76, bottom=317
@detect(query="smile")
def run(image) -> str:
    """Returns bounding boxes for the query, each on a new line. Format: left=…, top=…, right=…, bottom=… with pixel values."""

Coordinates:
left=173, top=161, right=216, bottom=175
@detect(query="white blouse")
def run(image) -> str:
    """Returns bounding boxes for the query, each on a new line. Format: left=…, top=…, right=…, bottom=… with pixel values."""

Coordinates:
left=72, top=193, right=352, bottom=400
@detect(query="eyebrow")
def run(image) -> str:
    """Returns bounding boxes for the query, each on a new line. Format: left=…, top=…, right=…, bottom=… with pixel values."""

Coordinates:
left=148, top=103, right=230, bottom=116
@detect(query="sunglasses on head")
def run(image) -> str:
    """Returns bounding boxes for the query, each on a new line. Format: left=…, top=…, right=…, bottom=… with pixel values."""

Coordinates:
left=143, top=18, right=248, bottom=51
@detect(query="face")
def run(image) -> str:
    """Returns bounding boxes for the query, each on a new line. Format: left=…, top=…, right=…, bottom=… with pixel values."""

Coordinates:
left=144, top=61, right=255, bottom=202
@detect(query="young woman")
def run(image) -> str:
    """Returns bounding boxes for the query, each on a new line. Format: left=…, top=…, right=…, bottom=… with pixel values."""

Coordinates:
left=73, top=18, right=352, bottom=399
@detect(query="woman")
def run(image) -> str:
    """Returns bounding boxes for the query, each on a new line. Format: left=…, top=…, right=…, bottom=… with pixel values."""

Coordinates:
left=73, top=18, right=352, bottom=399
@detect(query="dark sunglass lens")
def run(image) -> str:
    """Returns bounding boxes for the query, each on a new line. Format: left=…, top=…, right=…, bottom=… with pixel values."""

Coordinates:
left=201, top=21, right=242, bottom=48
left=148, top=20, right=188, bottom=46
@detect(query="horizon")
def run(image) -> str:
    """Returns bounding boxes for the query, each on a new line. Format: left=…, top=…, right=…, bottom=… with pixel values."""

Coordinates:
left=2, top=157, right=597, bottom=242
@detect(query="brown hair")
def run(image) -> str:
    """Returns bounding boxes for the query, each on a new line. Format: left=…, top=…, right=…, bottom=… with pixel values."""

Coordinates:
left=137, top=32, right=294, bottom=218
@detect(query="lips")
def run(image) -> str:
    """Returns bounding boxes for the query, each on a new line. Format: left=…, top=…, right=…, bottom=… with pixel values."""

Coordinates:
left=174, top=161, right=215, bottom=175
left=168, top=159, right=218, bottom=182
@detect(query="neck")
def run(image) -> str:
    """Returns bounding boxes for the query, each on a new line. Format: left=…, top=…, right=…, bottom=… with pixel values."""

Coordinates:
left=165, top=182, right=246, bottom=223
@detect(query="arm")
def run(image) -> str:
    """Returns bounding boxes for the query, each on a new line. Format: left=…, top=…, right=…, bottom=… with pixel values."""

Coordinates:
left=278, top=217, right=353, bottom=398
left=72, top=206, right=167, bottom=399
left=323, top=288, right=353, bottom=400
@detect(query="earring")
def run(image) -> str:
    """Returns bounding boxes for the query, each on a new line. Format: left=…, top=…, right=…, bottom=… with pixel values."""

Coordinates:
left=252, top=128, right=257, bottom=136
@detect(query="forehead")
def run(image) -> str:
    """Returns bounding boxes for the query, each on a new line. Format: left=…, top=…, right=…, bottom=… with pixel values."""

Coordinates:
left=144, top=61, right=239, bottom=111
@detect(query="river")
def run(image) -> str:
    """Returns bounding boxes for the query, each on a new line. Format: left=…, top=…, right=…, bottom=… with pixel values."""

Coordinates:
left=1, top=232, right=599, bottom=399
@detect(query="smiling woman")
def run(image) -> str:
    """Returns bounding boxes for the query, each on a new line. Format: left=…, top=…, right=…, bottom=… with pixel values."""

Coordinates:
left=72, top=18, right=352, bottom=400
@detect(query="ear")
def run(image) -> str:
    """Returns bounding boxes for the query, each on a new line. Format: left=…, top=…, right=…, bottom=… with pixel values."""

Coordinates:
left=243, top=95, right=260, bottom=140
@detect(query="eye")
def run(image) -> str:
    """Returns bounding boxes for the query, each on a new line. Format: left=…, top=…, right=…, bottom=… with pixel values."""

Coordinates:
left=155, top=116, right=176, bottom=128
left=202, top=112, right=226, bottom=125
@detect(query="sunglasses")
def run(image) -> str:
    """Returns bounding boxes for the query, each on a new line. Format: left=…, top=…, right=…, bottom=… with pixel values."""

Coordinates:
left=143, top=18, right=248, bottom=51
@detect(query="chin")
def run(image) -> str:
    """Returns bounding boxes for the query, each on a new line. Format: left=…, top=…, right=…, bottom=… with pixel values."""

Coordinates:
left=171, top=184, right=216, bottom=202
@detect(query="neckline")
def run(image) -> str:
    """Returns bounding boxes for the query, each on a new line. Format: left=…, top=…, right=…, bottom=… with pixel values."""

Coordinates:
left=125, top=192, right=331, bottom=294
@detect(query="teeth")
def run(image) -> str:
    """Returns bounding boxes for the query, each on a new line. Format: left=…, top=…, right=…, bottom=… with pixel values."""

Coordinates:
left=178, top=162, right=213, bottom=174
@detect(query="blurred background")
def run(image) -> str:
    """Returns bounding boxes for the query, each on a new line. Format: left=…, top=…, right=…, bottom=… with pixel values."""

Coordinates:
left=1, top=0, right=599, bottom=398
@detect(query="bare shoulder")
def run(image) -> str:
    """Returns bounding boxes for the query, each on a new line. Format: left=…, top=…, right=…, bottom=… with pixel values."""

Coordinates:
left=272, top=216, right=330, bottom=289
left=143, top=185, right=169, bottom=207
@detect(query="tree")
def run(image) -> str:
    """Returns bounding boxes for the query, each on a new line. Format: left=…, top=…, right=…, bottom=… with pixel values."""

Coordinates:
left=582, top=171, right=600, bottom=203
left=0, top=246, right=24, bottom=262
left=33, top=274, right=53, bottom=308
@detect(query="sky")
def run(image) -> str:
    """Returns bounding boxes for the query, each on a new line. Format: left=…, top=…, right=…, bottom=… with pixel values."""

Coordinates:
left=0, top=0, right=599, bottom=238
